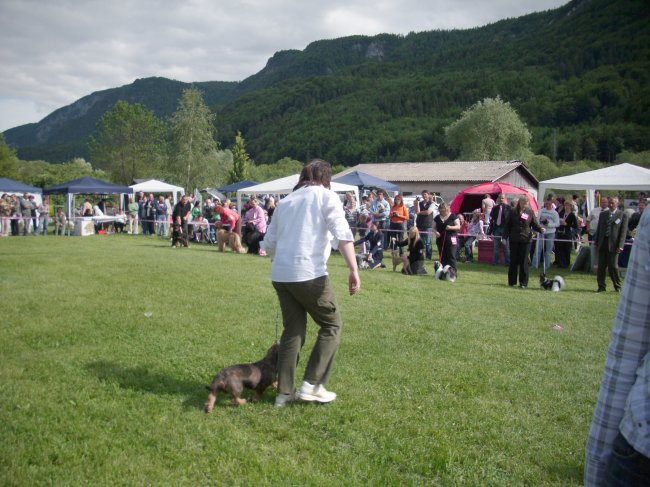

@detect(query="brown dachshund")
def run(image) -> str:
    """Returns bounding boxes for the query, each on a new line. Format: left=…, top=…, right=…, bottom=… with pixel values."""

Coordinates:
left=204, top=343, right=279, bottom=412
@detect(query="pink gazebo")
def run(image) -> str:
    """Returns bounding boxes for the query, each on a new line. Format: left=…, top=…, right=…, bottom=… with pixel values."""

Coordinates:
left=450, top=182, right=539, bottom=215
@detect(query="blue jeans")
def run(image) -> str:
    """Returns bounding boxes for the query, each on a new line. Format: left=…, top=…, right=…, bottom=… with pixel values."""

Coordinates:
left=464, top=236, right=476, bottom=262
left=604, top=432, right=650, bottom=486
left=532, top=231, right=555, bottom=270
left=419, top=227, right=433, bottom=259
left=492, top=228, right=510, bottom=265
left=157, top=215, right=168, bottom=237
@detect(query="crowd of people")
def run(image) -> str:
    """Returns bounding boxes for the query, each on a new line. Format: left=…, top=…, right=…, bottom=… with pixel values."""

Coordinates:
left=0, top=193, right=53, bottom=236
left=2, top=187, right=646, bottom=290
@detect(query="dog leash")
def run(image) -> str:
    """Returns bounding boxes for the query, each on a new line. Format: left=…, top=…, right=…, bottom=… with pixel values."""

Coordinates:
left=274, top=307, right=280, bottom=343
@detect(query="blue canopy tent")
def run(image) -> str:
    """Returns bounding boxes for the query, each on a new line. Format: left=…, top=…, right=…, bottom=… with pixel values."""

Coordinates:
left=333, top=171, right=400, bottom=194
left=43, top=177, right=133, bottom=219
left=0, top=177, right=43, bottom=195
left=0, top=177, right=43, bottom=205
left=218, top=180, right=259, bottom=193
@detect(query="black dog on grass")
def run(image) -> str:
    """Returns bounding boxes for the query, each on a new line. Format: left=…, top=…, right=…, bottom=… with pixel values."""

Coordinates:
left=171, top=223, right=188, bottom=248
left=204, top=343, right=279, bottom=412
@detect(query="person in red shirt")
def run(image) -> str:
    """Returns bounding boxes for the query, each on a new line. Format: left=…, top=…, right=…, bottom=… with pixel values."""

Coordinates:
left=215, top=204, right=240, bottom=234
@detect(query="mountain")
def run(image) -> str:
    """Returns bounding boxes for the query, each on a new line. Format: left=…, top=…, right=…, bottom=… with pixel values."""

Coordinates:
left=4, top=0, right=650, bottom=165
left=5, top=78, right=237, bottom=162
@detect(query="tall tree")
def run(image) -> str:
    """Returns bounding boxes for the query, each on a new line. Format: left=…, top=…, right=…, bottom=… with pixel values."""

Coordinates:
left=444, top=96, right=532, bottom=161
left=228, top=131, right=251, bottom=184
left=249, top=157, right=303, bottom=182
left=88, top=101, right=166, bottom=185
left=0, top=134, right=20, bottom=179
left=168, top=87, right=219, bottom=190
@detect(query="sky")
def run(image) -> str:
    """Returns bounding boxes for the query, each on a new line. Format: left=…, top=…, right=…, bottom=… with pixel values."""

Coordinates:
left=0, top=0, right=568, bottom=133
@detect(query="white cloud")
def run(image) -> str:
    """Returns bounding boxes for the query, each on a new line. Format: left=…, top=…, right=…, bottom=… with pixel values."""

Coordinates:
left=0, top=0, right=567, bottom=132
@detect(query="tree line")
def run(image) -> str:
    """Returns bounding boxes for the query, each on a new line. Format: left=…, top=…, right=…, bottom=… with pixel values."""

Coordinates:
left=0, top=88, right=304, bottom=190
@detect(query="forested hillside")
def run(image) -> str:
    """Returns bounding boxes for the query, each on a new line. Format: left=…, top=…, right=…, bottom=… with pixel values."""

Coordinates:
left=214, top=0, right=650, bottom=165
left=4, top=78, right=237, bottom=162
left=4, top=0, right=650, bottom=166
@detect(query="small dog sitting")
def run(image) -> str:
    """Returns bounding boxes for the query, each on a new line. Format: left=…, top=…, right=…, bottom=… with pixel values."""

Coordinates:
left=171, top=223, right=188, bottom=248
left=204, top=342, right=279, bottom=412
left=539, top=273, right=565, bottom=292
left=217, top=229, right=246, bottom=253
left=389, top=238, right=410, bottom=274
left=434, top=261, right=457, bottom=282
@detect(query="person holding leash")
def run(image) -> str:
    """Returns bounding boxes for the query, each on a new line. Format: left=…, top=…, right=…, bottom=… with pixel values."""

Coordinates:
left=505, top=195, right=544, bottom=289
left=262, top=159, right=360, bottom=407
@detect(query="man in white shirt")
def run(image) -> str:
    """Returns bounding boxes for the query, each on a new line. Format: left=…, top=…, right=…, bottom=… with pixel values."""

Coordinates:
left=262, top=159, right=360, bottom=407
left=482, top=194, right=496, bottom=225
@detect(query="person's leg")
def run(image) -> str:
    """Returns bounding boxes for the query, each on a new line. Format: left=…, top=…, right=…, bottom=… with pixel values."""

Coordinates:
left=493, top=232, right=502, bottom=265
left=421, top=228, right=432, bottom=260
left=508, top=240, right=519, bottom=286
left=504, top=236, right=510, bottom=265
left=532, top=234, right=542, bottom=268
left=608, top=249, right=622, bottom=290
left=445, top=242, right=458, bottom=271
left=597, top=245, right=608, bottom=291
left=390, top=222, right=403, bottom=255
left=272, top=282, right=307, bottom=396
left=544, top=233, right=555, bottom=271
left=283, top=276, right=342, bottom=387
left=520, top=242, right=531, bottom=287
left=464, top=236, right=475, bottom=262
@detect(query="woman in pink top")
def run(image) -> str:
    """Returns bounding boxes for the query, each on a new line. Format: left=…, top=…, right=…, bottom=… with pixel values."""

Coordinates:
left=243, top=197, right=267, bottom=254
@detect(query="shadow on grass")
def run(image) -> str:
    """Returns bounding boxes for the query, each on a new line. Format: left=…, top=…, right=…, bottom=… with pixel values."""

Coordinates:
left=545, top=460, right=583, bottom=484
left=131, top=242, right=222, bottom=253
left=86, top=360, right=206, bottom=411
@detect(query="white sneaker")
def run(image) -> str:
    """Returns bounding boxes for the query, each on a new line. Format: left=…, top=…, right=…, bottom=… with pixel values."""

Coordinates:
left=298, top=381, right=337, bottom=403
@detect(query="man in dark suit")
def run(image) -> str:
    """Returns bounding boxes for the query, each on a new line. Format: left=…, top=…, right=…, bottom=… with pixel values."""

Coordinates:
left=489, top=193, right=511, bottom=265
left=594, top=196, right=629, bottom=292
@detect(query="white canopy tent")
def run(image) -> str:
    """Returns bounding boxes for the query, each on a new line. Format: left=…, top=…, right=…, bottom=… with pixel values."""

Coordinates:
left=129, top=179, right=185, bottom=206
left=537, top=163, right=650, bottom=213
left=235, top=174, right=360, bottom=211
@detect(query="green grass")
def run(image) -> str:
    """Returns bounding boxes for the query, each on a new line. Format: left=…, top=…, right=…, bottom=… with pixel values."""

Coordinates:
left=0, top=235, right=619, bottom=485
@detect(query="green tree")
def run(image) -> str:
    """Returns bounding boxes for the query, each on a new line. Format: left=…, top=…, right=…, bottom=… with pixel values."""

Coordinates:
left=616, top=150, right=650, bottom=168
left=249, top=157, right=303, bottom=182
left=227, top=131, right=251, bottom=184
left=88, top=101, right=166, bottom=185
left=444, top=96, right=532, bottom=161
left=0, top=134, right=20, bottom=179
left=17, top=158, right=107, bottom=188
left=168, top=87, right=219, bottom=190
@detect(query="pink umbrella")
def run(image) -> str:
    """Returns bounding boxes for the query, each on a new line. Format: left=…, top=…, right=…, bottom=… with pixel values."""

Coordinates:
left=450, top=182, right=539, bottom=214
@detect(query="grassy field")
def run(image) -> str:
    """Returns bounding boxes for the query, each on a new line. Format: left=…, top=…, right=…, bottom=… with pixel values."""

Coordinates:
left=0, top=235, right=620, bottom=485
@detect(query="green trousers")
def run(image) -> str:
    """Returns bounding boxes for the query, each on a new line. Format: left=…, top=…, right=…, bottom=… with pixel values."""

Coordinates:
left=272, top=276, right=343, bottom=395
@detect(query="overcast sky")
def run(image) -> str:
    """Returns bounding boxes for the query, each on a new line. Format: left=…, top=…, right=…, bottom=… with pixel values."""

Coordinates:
left=0, top=0, right=567, bottom=132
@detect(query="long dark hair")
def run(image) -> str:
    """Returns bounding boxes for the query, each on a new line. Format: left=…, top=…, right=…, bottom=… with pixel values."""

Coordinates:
left=293, top=159, right=332, bottom=191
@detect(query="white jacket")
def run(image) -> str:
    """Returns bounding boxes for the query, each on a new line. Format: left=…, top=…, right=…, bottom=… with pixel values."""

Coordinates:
left=262, top=185, right=353, bottom=282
